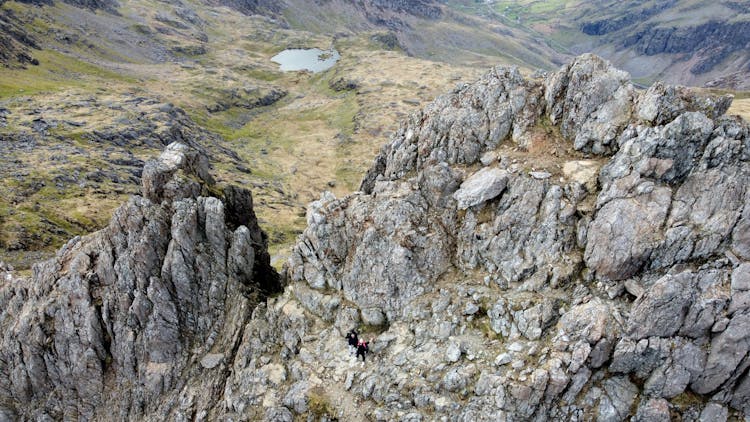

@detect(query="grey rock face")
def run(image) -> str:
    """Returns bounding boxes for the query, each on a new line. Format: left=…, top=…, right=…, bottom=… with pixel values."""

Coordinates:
left=545, top=54, right=635, bottom=155
left=634, top=398, right=671, bottom=422
left=280, top=54, right=749, bottom=420
left=693, top=311, right=750, bottom=395
left=636, top=82, right=733, bottom=126
left=456, top=173, right=580, bottom=286
left=360, top=66, right=544, bottom=192
left=585, top=184, right=672, bottom=280
left=287, top=183, right=454, bottom=320
left=699, top=403, right=728, bottom=422
left=0, top=142, right=280, bottom=420
left=623, top=20, right=750, bottom=75
left=453, top=167, right=509, bottom=210
left=598, top=377, right=638, bottom=422
left=627, top=271, right=697, bottom=339
left=586, top=110, right=749, bottom=279
left=283, top=381, right=310, bottom=414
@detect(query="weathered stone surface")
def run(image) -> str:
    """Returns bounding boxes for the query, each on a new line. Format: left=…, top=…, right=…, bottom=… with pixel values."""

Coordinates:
left=563, top=160, right=601, bottom=192
left=283, top=381, right=310, bottom=414
left=627, top=272, right=696, bottom=339
left=446, top=341, right=462, bottom=363
left=200, top=353, right=225, bottom=369
left=452, top=167, right=509, bottom=210
left=732, top=263, right=750, bottom=291
left=598, top=376, right=638, bottom=422
left=457, top=174, right=580, bottom=285
left=360, top=66, right=544, bottom=192
left=699, top=402, right=728, bottom=422
left=558, top=298, right=616, bottom=344
left=264, top=407, right=294, bottom=422
left=636, top=82, right=732, bottom=126
left=287, top=183, right=453, bottom=320
left=693, top=311, right=750, bottom=394
left=634, top=398, right=670, bottom=422
left=0, top=142, right=280, bottom=420
left=545, top=53, right=634, bottom=155
left=585, top=185, right=672, bottom=280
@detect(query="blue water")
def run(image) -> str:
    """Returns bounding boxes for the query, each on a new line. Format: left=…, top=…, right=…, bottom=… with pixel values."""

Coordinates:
left=271, top=48, right=340, bottom=73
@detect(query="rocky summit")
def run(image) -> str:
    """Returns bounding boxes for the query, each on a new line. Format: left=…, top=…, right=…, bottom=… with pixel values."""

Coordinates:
left=2, top=54, right=750, bottom=421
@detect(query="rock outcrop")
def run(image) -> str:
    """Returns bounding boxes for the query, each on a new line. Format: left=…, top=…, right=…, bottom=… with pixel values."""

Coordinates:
left=580, top=1, right=676, bottom=36
left=2, top=54, right=749, bottom=421
left=0, top=8, right=40, bottom=67
left=214, top=0, right=281, bottom=17
left=0, top=142, right=281, bottom=420
left=367, top=0, right=442, bottom=20
left=282, top=54, right=749, bottom=420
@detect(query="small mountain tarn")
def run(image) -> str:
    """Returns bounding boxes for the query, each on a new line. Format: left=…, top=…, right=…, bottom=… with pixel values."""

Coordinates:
left=1, top=54, right=749, bottom=420
left=271, top=48, right=340, bottom=73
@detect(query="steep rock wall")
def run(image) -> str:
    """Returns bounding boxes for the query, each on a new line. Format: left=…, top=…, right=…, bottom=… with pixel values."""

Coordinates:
left=0, top=142, right=281, bottom=420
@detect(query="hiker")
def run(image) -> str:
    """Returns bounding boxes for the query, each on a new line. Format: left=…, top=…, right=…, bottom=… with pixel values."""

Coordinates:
left=356, top=338, right=371, bottom=363
left=345, top=329, right=358, bottom=356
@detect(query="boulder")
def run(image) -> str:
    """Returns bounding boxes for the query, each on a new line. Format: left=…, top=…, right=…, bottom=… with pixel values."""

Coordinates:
left=453, top=167, right=509, bottom=210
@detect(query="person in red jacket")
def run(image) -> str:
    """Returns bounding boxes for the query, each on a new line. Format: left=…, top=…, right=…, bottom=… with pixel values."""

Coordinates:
left=356, top=338, right=371, bottom=362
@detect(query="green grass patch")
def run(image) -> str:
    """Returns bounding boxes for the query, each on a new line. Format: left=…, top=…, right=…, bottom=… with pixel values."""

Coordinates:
left=244, top=68, right=284, bottom=82
left=358, top=319, right=390, bottom=336
left=0, top=1, right=27, bottom=14
left=306, top=387, right=335, bottom=419
left=0, top=49, right=134, bottom=99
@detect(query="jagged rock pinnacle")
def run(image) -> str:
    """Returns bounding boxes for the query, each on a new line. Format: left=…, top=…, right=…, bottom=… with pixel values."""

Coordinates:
left=0, top=142, right=281, bottom=420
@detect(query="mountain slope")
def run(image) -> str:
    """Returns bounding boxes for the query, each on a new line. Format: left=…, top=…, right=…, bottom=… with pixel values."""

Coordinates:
left=263, top=0, right=568, bottom=69
left=2, top=54, right=749, bottom=421
left=448, top=0, right=750, bottom=89
left=1, top=0, right=749, bottom=273
left=0, top=0, right=491, bottom=268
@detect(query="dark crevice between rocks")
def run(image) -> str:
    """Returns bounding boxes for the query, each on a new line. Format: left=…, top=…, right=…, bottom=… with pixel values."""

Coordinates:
left=222, top=184, right=283, bottom=299
left=253, top=249, right=282, bottom=298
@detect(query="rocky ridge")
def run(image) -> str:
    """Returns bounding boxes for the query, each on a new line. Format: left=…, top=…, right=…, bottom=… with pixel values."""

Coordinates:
left=2, top=54, right=750, bottom=421
left=621, top=19, right=750, bottom=76
left=283, top=54, right=748, bottom=420
left=0, top=6, right=39, bottom=67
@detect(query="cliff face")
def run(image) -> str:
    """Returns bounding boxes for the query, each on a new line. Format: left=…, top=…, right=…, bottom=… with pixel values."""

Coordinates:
left=366, top=0, right=442, bottom=19
left=14, top=0, right=117, bottom=10
left=564, top=1, right=750, bottom=88
left=0, top=8, right=39, bottom=67
left=622, top=20, right=750, bottom=75
left=2, top=55, right=750, bottom=421
left=0, top=142, right=281, bottom=420
left=211, top=0, right=281, bottom=17
left=580, top=1, right=676, bottom=36
left=207, top=0, right=440, bottom=21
